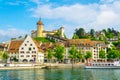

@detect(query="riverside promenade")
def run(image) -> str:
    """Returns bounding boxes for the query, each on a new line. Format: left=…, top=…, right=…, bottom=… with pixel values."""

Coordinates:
left=43, top=63, right=85, bottom=69
left=0, top=66, right=45, bottom=70
left=0, top=63, right=85, bottom=70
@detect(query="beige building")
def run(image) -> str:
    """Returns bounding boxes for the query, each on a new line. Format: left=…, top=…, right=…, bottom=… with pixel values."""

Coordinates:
left=31, top=19, right=65, bottom=38
left=0, top=43, right=9, bottom=52
left=8, top=36, right=44, bottom=64
left=65, top=39, right=107, bottom=61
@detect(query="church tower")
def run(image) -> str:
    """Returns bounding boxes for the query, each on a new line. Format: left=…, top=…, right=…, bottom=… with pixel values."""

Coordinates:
left=37, top=19, right=44, bottom=37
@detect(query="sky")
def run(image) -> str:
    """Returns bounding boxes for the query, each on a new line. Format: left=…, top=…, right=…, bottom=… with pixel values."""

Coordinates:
left=0, top=0, right=120, bottom=42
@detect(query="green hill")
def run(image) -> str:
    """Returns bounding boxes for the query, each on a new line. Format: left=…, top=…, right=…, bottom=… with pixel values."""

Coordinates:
left=34, top=37, right=55, bottom=43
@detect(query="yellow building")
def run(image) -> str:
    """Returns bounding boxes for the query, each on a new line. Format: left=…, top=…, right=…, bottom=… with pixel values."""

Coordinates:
left=31, top=19, right=65, bottom=38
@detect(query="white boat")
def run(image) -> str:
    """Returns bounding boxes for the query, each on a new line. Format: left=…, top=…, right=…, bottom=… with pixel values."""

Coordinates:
left=85, top=61, right=120, bottom=69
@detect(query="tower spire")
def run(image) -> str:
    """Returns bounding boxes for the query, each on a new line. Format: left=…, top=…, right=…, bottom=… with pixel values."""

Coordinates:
left=37, top=18, right=44, bottom=25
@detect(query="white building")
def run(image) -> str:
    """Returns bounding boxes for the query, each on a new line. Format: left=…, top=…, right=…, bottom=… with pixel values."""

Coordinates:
left=8, top=36, right=44, bottom=64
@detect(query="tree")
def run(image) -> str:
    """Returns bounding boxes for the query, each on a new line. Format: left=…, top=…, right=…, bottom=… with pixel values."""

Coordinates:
left=72, top=33, right=79, bottom=39
left=2, top=52, right=9, bottom=63
left=102, top=29, right=107, bottom=36
left=47, top=49, right=53, bottom=63
left=54, top=45, right=65, bottom=62
left=84, top=51, right=92, bottom=62
left=99, top=49, right=106, bottom=60
left=75, top=28, right=85, bottom=38
left=69, top=45, right=78, bottom=63
left=77, top=50, right=83, bottom=62
left=13, top=56, right=18, bottom=62
left=90, top=29, right=95, bottom=37
left=107, top=28, right=112, bottom=33
left=0, top=51, right=3, bottom=60
left=107, top=49, right=118, bottom=60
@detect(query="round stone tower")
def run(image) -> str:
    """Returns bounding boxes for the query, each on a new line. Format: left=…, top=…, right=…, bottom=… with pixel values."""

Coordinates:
left=60, top=26, right=64, bottom=37
left=37, top=19, right=44, bottom=37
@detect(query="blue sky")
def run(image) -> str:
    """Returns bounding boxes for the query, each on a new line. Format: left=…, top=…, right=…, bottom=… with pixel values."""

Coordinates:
left=0, top=0, right=120, bottom=42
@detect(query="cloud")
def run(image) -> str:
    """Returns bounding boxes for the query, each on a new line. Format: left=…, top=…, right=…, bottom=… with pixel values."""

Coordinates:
left=7, top=1, right=28, bottom=6
left=0, top=28, right=27, bottom=42
left=30, top=4, right=98, bottom=24
left=100, top=0, right=120, bottom=3
left=30, top=0, right=40, bottom=4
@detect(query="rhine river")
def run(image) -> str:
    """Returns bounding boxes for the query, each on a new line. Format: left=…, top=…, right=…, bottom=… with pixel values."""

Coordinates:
left=0, top=68, right=120, bottom=80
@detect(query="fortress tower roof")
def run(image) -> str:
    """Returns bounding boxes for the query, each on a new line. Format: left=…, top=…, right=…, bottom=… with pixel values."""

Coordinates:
left=37, top=19, right=44, bottom=25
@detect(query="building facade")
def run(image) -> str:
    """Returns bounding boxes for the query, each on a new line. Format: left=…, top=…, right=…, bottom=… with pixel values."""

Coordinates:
left=65, top=39, right=107, bottom=61
left=8, top=40, right=23, bottom=61
left=8, top=36, right=44, bottom=64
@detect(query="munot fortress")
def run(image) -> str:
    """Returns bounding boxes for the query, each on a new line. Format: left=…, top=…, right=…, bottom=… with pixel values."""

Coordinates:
left=31, top=19, right=65, bottom=38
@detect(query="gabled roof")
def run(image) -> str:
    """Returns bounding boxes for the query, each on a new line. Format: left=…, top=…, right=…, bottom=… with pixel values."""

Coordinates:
left=8, top=40, right=23, bottom=53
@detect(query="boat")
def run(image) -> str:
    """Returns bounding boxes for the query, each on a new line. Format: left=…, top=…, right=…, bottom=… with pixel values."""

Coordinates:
left=85, top=61, right=120, bottom=69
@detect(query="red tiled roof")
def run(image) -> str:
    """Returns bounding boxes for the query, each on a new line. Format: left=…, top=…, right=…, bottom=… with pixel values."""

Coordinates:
left=8, top=40, right=23, bottom=53
left=65, top=39, right=93, bottom=47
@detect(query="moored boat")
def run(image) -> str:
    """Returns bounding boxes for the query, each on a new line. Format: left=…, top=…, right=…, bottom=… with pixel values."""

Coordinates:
left=85, top=61, right=120, bottom=69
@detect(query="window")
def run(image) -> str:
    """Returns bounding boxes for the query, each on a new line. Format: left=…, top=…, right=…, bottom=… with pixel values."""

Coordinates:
left=33, top=47, right=35, bottom=49
left=32, top=51, right=36, bottom=53
left=32, top=55, right=36, bottom=57
left=27, top=41, right=29, bottom=43
left=26, top=51, right=30, bottom=53
left=30, top=44, right=32, bottom=46
left=21, top=47, right=24, bottom=50
left=20, top=51, right=24, bottom=53
left=26, top=55, right=30, bottom=57
left=25, top=44, right=27, bottom=46
left=21, top=55, right=24, bottom=57
left=29, top=47, right=31, bottom=51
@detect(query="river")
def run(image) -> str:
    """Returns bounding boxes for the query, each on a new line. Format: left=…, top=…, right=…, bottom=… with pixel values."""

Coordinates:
left=0, top=68, right=120, bottom=80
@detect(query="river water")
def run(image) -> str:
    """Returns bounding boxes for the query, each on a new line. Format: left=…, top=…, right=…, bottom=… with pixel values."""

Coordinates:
left=0, top=68, right=120, bottom=80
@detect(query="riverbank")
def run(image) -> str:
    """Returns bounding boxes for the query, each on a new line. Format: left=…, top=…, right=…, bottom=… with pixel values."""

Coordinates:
left=0, top=63, right=85, bottom=70
left=43, top=63, right=85, bottom=69
left=0, top=66, right=45, bottom=70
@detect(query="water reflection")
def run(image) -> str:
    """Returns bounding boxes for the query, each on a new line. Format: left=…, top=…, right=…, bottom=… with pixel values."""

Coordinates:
left=0, top=68, right=120, bottom=80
